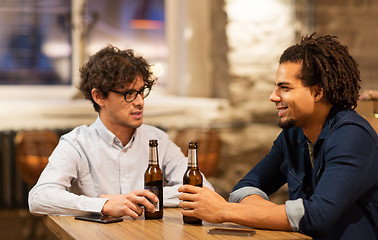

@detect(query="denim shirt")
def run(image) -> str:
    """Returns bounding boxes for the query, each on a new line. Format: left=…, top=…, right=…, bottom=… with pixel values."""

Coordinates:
left=231, top=106, right=378, bottom=240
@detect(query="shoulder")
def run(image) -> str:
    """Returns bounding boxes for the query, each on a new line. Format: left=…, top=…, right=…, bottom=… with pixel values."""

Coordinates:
left=60, top=124, right=96, bottom=144
left=135, top=125, right=181, bottom=155
left=137, top=124, right=169, bottom=139
left=329, top=109, right=377, bottom=144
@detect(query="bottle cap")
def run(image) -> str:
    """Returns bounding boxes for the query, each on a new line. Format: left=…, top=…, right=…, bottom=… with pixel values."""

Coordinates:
left=188, top=141, right=198, bottom=149
left=149, top=139, right=158, bottom=147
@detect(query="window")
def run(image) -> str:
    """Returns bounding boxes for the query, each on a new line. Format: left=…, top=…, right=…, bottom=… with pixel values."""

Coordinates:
left=0, top=0, right=167, bottom=99
left=86, top=0, right=167, bottom=88
left=0, top=0, right=72, bottom=86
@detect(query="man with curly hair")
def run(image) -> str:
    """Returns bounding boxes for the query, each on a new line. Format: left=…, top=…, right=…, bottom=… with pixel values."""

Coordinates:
left=29, top=46, right=213, bottom=218
left=179, top=34, right=377, bottom=239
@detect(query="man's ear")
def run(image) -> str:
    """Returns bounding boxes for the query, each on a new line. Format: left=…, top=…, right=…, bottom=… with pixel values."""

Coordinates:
left=91, top=89, right=105, bottom=107
left=314, top=85, right=324, bottom=102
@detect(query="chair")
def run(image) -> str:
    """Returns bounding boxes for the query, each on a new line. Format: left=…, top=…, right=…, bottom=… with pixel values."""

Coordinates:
left=174, top=128, right=221, bottom=177
left=15, top=130, right=59, bottom=184
left=14, top=130, right=59, bottom=240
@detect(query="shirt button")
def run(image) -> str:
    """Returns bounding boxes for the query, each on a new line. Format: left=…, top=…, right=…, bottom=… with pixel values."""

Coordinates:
left=122, top=178, right=126, bottom=182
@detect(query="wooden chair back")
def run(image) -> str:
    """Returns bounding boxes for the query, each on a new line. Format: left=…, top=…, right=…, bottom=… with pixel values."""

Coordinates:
left=174, top=128, right=221, bottom=177
left=15, top=130, right=59, bottom=184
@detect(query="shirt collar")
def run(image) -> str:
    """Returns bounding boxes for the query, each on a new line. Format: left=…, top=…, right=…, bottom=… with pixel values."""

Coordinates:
left=92, top=116, right=136, bottom=148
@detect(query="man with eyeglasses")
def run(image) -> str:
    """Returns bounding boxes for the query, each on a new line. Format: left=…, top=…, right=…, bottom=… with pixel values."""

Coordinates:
left=28, top=45, right=213, bottom=218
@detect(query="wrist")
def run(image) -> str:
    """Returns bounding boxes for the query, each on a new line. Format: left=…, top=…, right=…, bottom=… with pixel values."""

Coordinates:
left=101, top=199, right=109, bottom=215
left=218, top=202, right=234, bottom=222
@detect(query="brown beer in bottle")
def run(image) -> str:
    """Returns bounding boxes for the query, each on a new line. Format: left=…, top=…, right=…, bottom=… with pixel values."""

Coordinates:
left=183, top=141, right=203, bottom=224
left=144, top=139, right=163, bottom=219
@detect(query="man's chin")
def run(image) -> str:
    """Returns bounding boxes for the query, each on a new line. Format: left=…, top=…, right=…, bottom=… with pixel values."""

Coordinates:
left=278, top=118, right=295, bottom=129
left=127, top=119, right=143, bottom=129
left=133, top=121, right=143, bottom=129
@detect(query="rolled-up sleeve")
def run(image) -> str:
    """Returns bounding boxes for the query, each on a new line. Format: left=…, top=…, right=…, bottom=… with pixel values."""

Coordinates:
left=285, top=198, right=304, bottom=231
left=229, top=186, right=269, bottom=203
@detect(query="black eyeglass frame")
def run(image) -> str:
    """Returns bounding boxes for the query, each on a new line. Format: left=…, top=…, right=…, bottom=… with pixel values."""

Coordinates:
left=109, top=86, right=151, bottom=102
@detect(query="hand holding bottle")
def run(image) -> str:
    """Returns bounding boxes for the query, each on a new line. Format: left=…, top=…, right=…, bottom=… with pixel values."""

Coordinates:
left=178, top=185, right=228, bottom=224
left=100, top=190, right=158, bottom=218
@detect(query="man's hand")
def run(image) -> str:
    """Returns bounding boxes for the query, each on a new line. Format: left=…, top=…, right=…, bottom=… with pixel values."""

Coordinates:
left=178, top=185, right=229, bottom=223
left=178, top=186, right=291, bottom=231
left=100, top=190, right=158, bottom=218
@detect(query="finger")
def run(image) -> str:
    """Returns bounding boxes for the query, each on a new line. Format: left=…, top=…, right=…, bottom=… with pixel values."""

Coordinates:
left=123, top=199, right=143, bottom=218
left=178, top=192, right=197, bottom=202
left=128, top=190, right=158, bottom=205
left=134, top=189, right=157, bottom=199
left=179, top=199, right=196, bottom=210
left=124, top=207, right=139, bottom=219
left=123, top=199, right=139, bottom=213
left=99, top=194, right=111, bottom=198
left=144, top=192, right=159, bottom=203
left=181, top=207, right=195, bottom=217
left=178, top=185, right=199, bottom=194
left=134, top=190, right=159, bottom=204
left=136, top=196, right=157, bottom=213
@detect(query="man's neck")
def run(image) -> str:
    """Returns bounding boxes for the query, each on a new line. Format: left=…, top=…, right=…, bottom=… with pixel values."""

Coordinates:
left=111, top=126, right=135, bottom=147
left=303, top=103, right=333, bottom=143
left=99, top=115, right=135, bottom=147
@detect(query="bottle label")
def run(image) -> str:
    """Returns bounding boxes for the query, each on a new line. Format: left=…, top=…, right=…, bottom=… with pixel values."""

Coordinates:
left=144, top=186, right=160, bottom=211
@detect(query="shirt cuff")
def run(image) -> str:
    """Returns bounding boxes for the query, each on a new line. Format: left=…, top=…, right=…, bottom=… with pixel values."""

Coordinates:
left=285, top=198, right=304, bottom=232
left=84, top=197, right=109, bottom=214
left=228, top=187, right=269, bottom=203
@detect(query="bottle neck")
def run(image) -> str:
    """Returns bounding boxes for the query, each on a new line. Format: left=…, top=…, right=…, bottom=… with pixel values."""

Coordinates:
left=149, top=146, right=159, bottom=165
left=187, top=148, right=198, bottom=168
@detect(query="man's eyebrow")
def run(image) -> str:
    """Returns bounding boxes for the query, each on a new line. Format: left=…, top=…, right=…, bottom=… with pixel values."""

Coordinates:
left=276, top=82, right=290, bottom=87
left=125, top=85, right=145, bottom=92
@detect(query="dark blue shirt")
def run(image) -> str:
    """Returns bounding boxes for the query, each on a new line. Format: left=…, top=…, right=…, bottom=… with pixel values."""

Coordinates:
left=233, top=106, right=378, bottom=239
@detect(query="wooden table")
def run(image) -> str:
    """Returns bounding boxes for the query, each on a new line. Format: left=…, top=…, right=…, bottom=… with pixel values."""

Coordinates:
left=44, top=208, right=311, bottom=240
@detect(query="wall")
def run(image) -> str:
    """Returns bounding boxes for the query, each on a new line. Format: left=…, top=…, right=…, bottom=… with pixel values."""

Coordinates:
left=313, top=0, right=378, bottom=91
left=204, top=0, right=297, bottom=201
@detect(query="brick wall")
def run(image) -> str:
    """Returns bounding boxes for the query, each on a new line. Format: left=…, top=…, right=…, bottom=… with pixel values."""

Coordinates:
left=302, top=0, right=378, bottom=90
left=208, top=0, right=297, bottom=202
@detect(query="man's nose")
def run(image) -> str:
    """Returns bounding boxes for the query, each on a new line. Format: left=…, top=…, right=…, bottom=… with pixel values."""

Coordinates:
left=133, top=92, right=144, bottom=106
left=269, top=89, right=280, bottom=102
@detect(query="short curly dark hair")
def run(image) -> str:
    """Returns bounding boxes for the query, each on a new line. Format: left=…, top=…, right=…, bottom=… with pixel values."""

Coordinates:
left=279, top=33, right=361, bottom=109
left=79, top=45, right=157, bottom=112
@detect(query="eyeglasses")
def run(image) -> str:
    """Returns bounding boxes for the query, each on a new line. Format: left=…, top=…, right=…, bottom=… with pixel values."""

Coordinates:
left=109, top=87, right=151, bottom=102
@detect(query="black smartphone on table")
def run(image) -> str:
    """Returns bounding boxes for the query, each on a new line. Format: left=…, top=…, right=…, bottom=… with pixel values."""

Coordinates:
left=207, top=228, right=256, bottom=236
left=75, top=214, right=123, bottom=224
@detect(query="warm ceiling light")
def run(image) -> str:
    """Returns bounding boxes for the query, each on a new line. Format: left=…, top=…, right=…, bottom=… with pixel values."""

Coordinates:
left=129, top=19, right=163, bottom=30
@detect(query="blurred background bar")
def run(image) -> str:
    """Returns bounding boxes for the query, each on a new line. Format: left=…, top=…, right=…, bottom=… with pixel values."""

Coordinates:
left=0, top=0, right=377, bottom=239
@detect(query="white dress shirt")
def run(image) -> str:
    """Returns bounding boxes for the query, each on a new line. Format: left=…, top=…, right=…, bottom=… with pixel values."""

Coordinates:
left=29, top=117, right=213, bottom=216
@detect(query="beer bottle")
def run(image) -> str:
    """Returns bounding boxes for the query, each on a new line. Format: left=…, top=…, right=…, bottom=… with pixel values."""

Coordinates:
left=183, top=141, right=203, bottom=224
left=144, top=139, right=163, bottom=219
